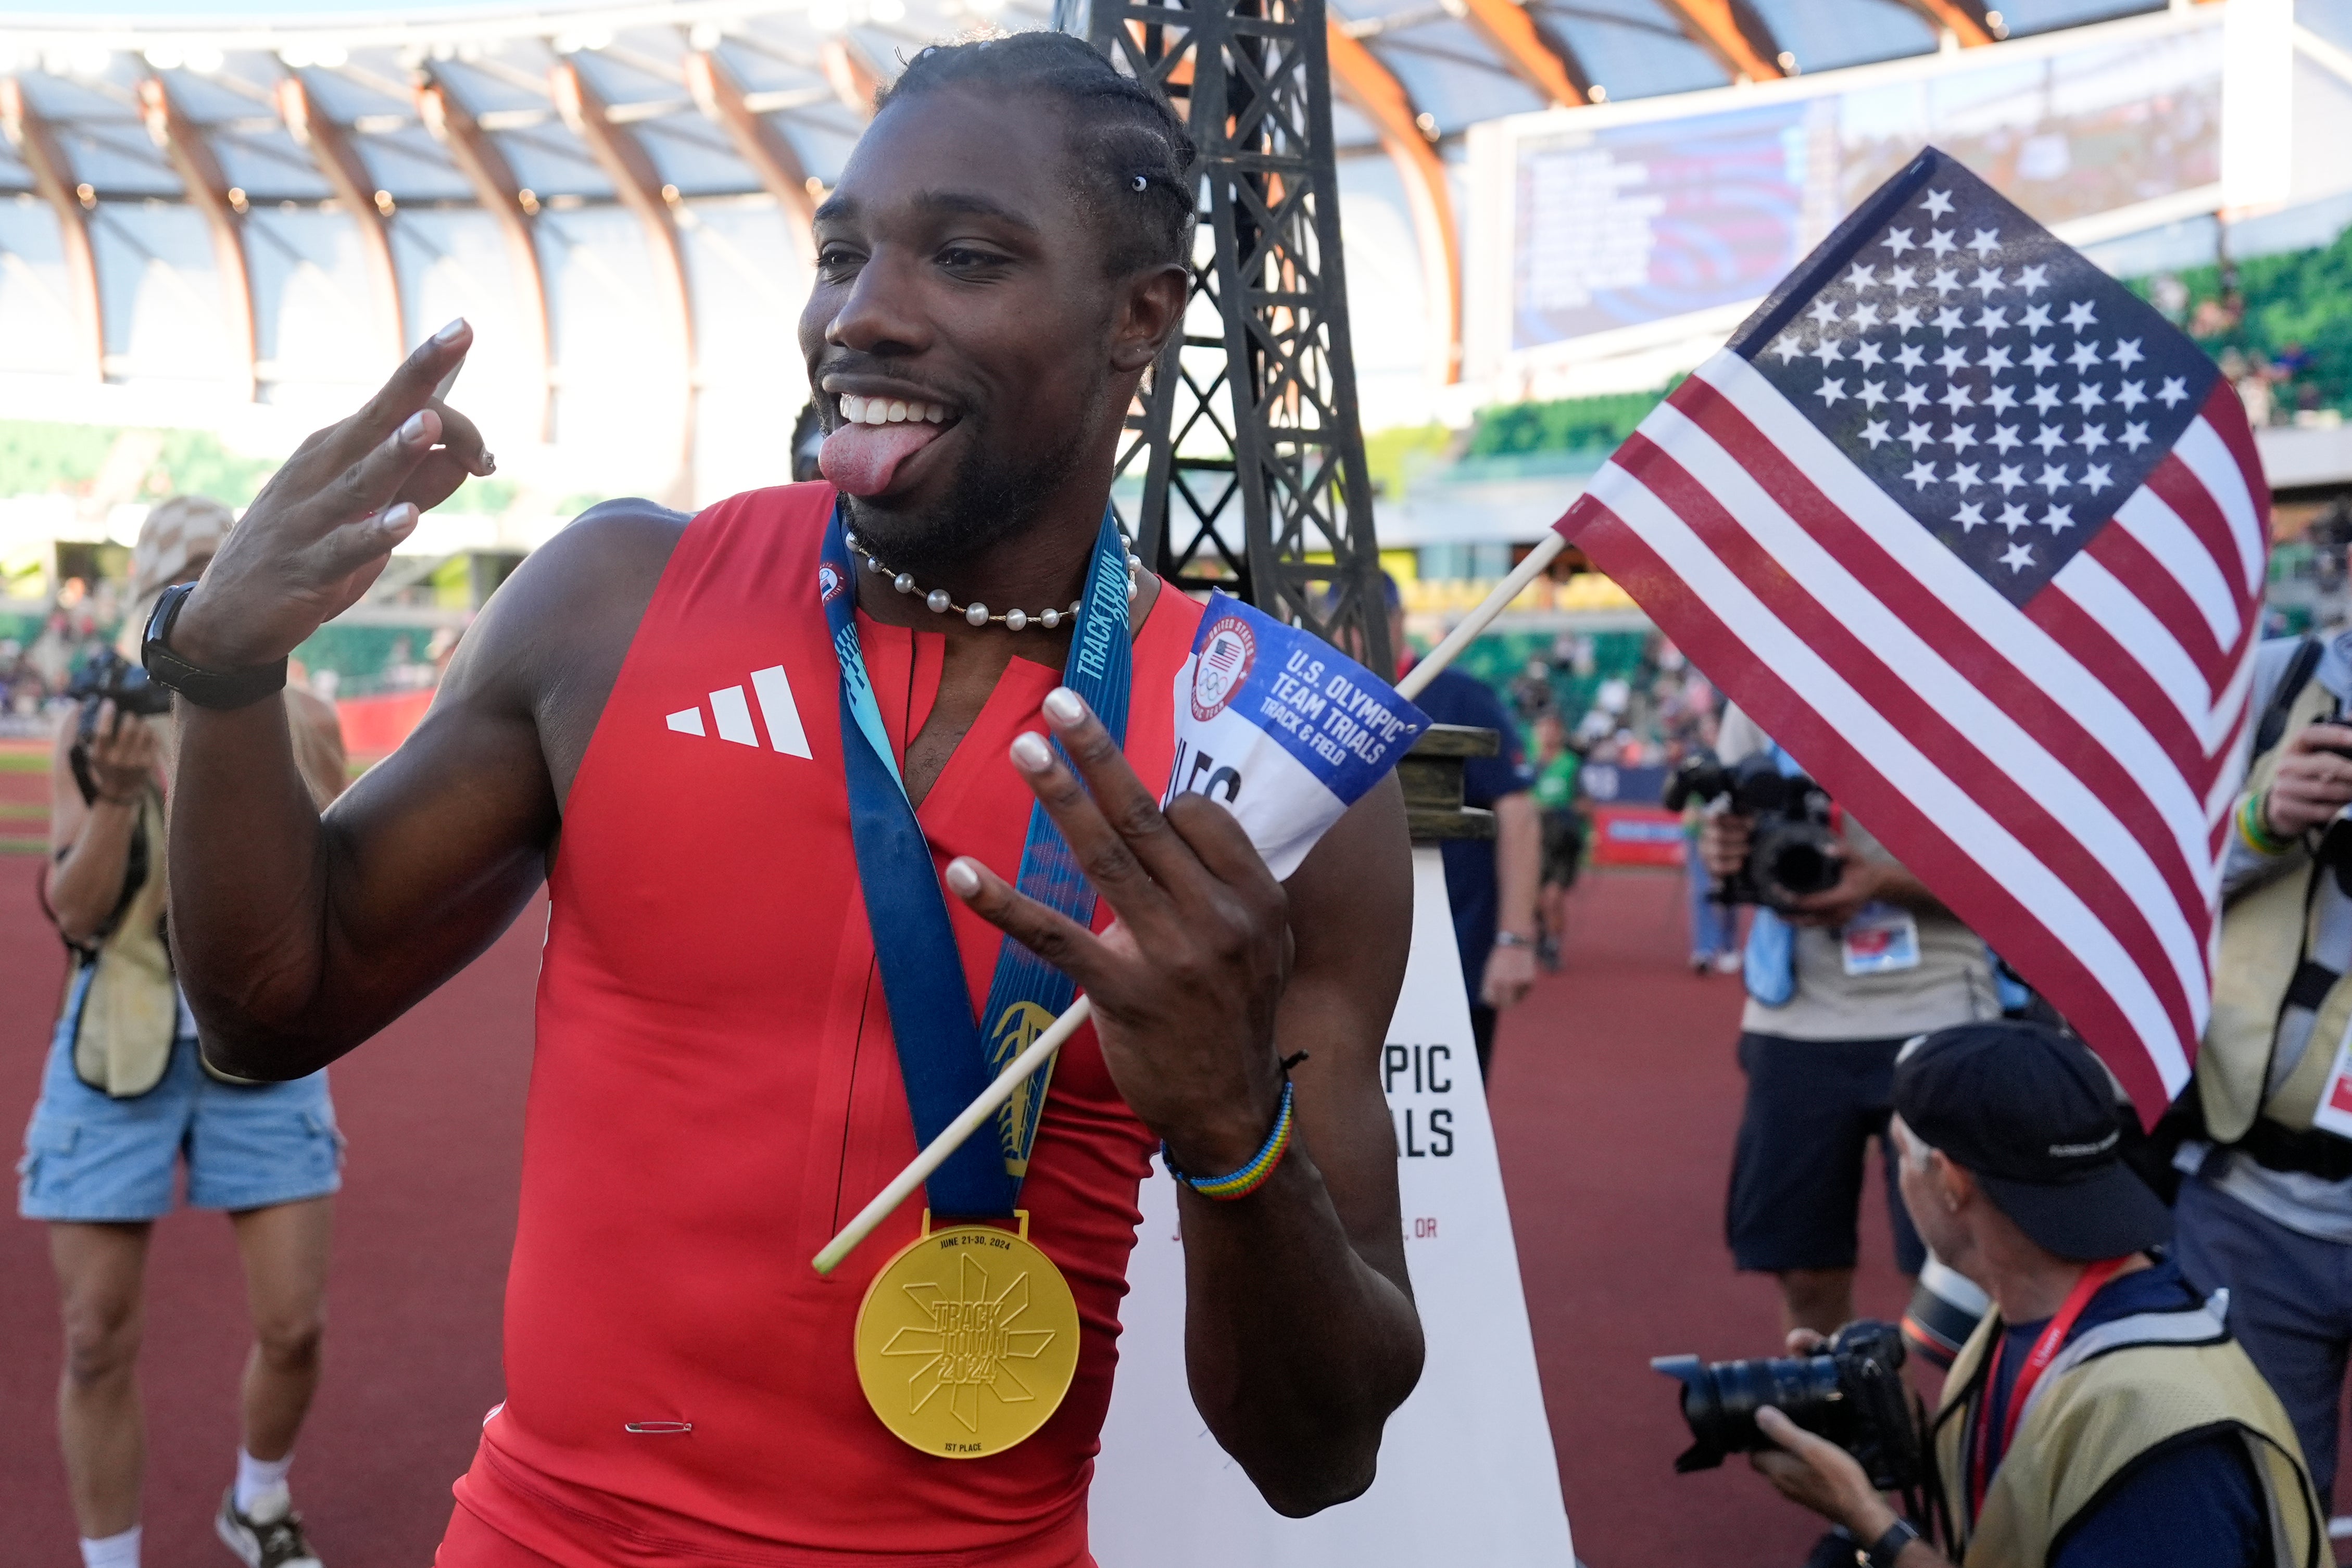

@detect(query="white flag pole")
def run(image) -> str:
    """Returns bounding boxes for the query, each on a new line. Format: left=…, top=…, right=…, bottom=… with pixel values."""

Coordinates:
left=813, top=997, right=1095, bottom=1274
left=1394, top=532, right=1566, bottom=703
left=811, top=527, right=1571, bottom=1272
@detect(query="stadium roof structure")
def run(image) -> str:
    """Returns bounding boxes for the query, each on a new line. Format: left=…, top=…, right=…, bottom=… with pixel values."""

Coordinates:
left=0, top=0, right=2211, bottom=510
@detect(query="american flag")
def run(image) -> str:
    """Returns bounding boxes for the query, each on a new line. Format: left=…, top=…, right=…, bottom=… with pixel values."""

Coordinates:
left=1559, top=149, right=2267, bottom=1122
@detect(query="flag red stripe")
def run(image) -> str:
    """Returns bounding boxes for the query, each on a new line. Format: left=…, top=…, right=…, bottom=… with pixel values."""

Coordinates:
left=2024, top=586, right=2227, bottom=795
left=1564, top=497, right=2178, bottom=1120
left=2083, top=525, right=2230, bottom=692
left=1664, top=377, right=2213, bottom=921
left=2143, top=453, right=2258, bottom=613
left=2209, top=676, right=2253, bottom=819
left=2195, top=382, right=2273, bottom=560
left=1614, top=432, right=2206, bottom=1031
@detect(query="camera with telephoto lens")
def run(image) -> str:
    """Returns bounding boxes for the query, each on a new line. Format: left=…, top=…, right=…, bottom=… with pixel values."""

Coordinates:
left=1663, top=751, right=1843, bottom=908
left=66, top=649, right=172, bottom=805
left=1651, top=1319, right=1927, bottom=1494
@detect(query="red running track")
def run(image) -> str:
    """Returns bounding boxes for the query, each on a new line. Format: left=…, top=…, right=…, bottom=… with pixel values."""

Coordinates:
left=4, top=859, right=2343, bottom=1565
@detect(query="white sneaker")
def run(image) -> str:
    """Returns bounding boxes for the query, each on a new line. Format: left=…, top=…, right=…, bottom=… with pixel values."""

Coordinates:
left=216, top=1485, right=323, bottom=1568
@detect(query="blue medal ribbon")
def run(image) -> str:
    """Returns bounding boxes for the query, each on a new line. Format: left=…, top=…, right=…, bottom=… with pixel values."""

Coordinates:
left=822, top=503, right=1130, bottom=1218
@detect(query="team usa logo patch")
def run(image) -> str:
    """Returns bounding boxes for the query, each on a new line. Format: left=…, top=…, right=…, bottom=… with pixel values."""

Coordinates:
left=1189, top=616, right=1256, bottom=721
left=818, top=563, right=845, bottom=603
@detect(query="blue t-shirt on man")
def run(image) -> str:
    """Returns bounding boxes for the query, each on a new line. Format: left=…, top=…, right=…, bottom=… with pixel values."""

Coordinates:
left=1406, top=667, right=1533, bottom=1000
left=1971, top=1257, right=2267, bottom=1567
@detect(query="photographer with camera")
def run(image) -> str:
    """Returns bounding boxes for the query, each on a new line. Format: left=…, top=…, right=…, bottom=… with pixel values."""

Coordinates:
left=1735, top=1021, right=2322, bottom=1568
left=1696, top=706, right=2004, bottom=1339
left=23, top=498, right=347, bottom=1568
left=2173, top=630, right=2352, bottom=1518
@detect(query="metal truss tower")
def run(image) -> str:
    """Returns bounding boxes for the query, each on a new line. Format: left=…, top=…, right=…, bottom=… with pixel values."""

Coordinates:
left=1083, top=0, right=1393, bottom=674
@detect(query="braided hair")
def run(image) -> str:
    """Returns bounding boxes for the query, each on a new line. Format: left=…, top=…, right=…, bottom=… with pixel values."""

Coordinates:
left=875, top=31, right=1197, bottom=277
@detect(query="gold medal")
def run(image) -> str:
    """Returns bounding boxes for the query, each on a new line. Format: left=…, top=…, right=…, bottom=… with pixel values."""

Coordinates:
left=853, top=1210, right=1081, bottom=1459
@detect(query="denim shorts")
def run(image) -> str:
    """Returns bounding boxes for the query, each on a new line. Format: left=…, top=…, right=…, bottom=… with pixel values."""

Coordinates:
left=17, top=1008, right=343, bottom=1223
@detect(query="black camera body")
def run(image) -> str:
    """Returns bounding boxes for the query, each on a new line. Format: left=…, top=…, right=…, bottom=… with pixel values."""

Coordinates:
left=1652, top=1319, right=1926, bottom=1494
left=1664, top=751, right=1842, bottom=908
left=69, top=648, right=174, bottom=720
left=66, top=650, right=172, bottom=806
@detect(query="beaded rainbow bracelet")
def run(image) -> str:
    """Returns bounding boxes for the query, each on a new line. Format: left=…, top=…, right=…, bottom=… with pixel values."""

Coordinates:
left=1164, top=1082, right=1296, bottom=1202
left=2236, top=790, right=2294, bottom=858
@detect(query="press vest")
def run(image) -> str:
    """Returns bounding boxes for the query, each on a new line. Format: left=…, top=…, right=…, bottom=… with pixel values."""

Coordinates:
left=2205, top=664, right=2350, bottom=1143
left=447, top=483, right=1204, bottom=1566
left=1931, top=1287, right=2322, bottom=1568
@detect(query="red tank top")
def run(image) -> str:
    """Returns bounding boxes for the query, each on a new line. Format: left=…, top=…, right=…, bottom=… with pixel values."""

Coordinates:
left=451, top=484, right=1203, bottom=1565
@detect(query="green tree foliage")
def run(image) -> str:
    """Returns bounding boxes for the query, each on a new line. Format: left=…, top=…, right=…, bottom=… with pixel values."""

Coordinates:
left=0, top=420, right=276, bottom=505
left=150, top=428, right=278, bottom=505
left=2134, top=225, right=2352, bottom=413
left=1465, top=378, right=1681, bottom=458
left=1361, top=423, right=1453, bottom=500
left=0, top=421, right=121, bottom=498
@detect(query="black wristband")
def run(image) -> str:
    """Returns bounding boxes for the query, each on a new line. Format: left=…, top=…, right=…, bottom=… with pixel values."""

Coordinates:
left=1860, top=1519, right=1920, bottom=1567
left=141, top=583, right=288, bottom=711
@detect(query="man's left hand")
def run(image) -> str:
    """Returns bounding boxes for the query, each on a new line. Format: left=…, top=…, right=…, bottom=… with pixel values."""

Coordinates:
left=1752, top=1406, right=1901, bottom=1544
left=946, top=687, right=1291, bottom=1178
left=1481, top=941, right=1537, bottom=1009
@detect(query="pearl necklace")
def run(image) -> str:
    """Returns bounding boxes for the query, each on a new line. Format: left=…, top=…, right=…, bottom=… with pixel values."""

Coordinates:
left=844, top=528, right=1141, bottom=632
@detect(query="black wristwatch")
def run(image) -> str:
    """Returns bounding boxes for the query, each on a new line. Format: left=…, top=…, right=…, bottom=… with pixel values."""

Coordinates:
left=141, top=582, right=288, bottom=711
left=1858, top=1519, right=1921, bottom=1567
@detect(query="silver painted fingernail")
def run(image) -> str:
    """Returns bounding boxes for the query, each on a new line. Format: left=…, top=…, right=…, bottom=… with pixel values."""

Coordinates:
left=1042, top=688, right=1084, bottom=725
left=383, top=502, right=419, bottom=528
left=433, top=317, right=468, bottom=343
left=944, top=859, right=982, bottom=895
left=399, top=410, right=430, bottom=442
left=1010, top=731, right=1053, bottom=772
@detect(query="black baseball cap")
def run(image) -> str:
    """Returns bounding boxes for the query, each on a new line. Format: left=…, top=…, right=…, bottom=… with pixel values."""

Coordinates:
left=1892, top=1020, right=2170, bottom=1261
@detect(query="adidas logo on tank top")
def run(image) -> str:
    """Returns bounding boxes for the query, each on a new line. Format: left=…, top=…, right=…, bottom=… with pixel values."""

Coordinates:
left=664, top=664, right=811, bottom=758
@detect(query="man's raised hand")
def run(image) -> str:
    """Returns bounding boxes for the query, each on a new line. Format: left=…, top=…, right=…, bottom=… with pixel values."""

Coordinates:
left=170, top=319, right=493, bottom=672
left=2265, top=722, right=2352, bottom=840
left=943, top=686, right=1293, bottom=1179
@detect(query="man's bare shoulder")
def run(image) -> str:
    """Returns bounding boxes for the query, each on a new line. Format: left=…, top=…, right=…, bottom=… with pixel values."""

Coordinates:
left=458, top=499, right=690, bottom=685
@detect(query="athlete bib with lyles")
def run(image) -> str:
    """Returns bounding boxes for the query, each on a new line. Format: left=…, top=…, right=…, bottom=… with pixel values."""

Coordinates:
left=823, top=503, right=1133, bottom=1460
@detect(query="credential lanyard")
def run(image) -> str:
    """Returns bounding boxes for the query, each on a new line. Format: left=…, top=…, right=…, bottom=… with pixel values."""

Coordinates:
left=822, top=503, right=1130, bottom=1218
left=1967, top=1255, right=2125, bottom=1516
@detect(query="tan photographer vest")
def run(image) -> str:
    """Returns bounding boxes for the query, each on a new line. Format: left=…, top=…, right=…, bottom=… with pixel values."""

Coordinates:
left=2205, top=666, right=2351, bottom=1141
left=67, top=787, right=179, bottom=1096
left=1931, top=1291, right=2321, bottom=1568
left=58, top=690, right=347, bottom=1097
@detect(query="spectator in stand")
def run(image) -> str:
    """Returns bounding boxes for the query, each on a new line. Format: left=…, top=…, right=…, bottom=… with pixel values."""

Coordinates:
left=1377, top=578, right=1539, bottom=1081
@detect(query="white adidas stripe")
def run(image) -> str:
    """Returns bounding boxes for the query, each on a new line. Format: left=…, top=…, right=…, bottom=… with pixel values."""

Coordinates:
left=751, top=665, right=811, bottom=758
left=663, top=664, right=812, bottom=759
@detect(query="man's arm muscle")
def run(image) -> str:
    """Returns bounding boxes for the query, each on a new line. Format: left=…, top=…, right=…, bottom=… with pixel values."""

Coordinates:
left=1177, top=775, right=1423, bottom=1513
left=174, top=504, right=681, bottom=1076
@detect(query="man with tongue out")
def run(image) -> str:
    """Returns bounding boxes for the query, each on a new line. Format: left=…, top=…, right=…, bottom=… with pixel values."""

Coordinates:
left=148, top=30, right=1424, bottom=1568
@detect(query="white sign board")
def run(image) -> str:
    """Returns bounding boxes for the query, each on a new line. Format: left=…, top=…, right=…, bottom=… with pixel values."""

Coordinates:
left=1091, top=847, right=1576, bottom=1566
